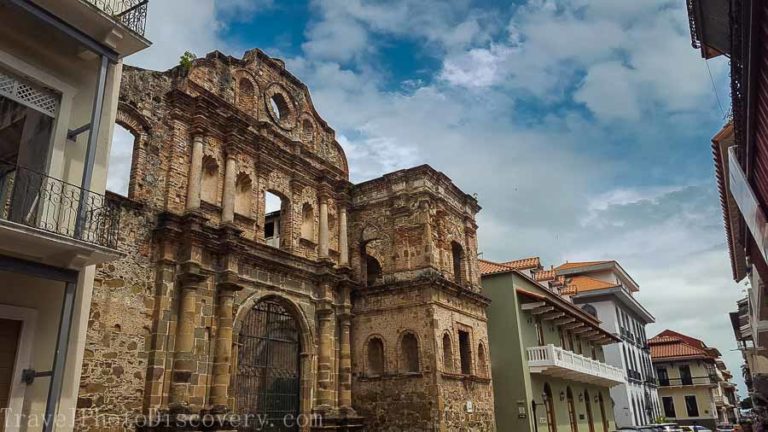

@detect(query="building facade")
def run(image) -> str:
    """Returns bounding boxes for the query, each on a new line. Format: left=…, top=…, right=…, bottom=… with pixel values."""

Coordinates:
left=686, top=0, right=768, bottom=423
left=650, top=330, right=738, bottom=429
left=73, top=50, right=494, bottom=431
left=481, top=258, right=623, bottom=432
left=553, top=261, right=660, bottom=427
left=0, top=0, right=150, bottom=431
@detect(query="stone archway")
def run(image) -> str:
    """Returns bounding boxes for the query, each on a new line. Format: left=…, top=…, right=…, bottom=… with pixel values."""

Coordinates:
left=233, top=294, right=314, bottom=431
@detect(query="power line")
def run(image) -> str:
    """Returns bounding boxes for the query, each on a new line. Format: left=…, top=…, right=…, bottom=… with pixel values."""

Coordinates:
left=706, top=60, right=726, bottom=119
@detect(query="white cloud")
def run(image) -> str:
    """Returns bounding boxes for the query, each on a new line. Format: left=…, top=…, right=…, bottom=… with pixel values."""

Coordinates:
left=574, top=62, right=641, bottom=121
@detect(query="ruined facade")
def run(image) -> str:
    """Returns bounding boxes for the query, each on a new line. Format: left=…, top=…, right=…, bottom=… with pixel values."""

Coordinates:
left=77, top=49, right=493, bottom=431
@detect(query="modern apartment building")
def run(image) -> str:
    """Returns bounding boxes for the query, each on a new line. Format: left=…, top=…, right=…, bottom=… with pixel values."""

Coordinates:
left=482, top=258, right=624, bottom=432
left=0, top=0, right=150, bottom=430
left=552, top=260, right=660, bottom=427
left=650, top=330, right=738, bottom=429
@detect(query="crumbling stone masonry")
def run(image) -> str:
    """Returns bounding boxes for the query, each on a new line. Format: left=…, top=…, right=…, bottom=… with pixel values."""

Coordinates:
left=77, top=49, right=495, bottom=432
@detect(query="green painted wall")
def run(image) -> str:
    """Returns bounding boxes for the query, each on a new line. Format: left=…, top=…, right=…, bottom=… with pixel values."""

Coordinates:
left=484, top=271, right=616, bottom=432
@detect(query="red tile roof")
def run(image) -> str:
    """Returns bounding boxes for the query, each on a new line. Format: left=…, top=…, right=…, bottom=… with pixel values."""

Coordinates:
left=649, top=329, right=720, bottom=361
left=479, top=259, right=514, bottom=276
left=556, top=260, right=612, bottom=271
left=502, top=257, right=541, bottom=270
left=560, top=275, right=620, bottom=295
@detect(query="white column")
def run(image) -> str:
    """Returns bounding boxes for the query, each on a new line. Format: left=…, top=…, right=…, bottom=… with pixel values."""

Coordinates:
left=221, top=154, right=236, bottom=223
left=186, top=135, right=204, bottom=211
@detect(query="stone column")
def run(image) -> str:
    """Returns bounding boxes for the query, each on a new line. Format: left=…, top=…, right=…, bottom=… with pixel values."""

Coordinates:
left=338, top=206, right=349, bottom=266
left=221, top=154, right=237, bottom=223
left=186, top=135, right=204, bottom=212
left=338, top=313, right=352, bottom=409
left=315, top=301, right=334, bottom=409
left=209, top=275, right=241, bottom=410
left=319, top=197, right=329, bottom=259
left=169, top=266, right=205, bottom=411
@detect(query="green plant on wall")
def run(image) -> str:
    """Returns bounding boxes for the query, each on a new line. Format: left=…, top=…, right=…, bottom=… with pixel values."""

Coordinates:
left=179, top=51, right=196, bottom=71
left=654, top=415, right=668, bottom=424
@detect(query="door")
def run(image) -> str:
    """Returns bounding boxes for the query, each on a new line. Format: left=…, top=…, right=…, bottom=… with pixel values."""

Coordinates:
left=544, top=384, right=558, bottom=432
left=598, top=393, right=609, bottom=432
left=0, top=318, right=21, bottom=432
left=236, top=300, right=301, bottom=431
left=567, top=387, right=579, bottom=432
left=584, top=390, right=595, bottom=432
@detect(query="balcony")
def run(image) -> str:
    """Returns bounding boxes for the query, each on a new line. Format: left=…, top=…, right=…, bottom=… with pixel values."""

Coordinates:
left=527, top=344, right=625, bottom=386
left=83, top=0, right=148, bottom=36
left=0, top=161, right=121, bottom=266
left=657, top=375, right=718, bottom=387
left=714, top=395, right=729, bottom=406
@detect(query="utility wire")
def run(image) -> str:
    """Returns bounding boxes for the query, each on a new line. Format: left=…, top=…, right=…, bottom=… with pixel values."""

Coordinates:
left=706, top=60, right=726, bottom=119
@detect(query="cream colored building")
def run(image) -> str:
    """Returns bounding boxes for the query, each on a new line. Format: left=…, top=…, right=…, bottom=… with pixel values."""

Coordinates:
left=0, top=0, right=150, bottom=431
left=650, top=330, right=738, bottom=429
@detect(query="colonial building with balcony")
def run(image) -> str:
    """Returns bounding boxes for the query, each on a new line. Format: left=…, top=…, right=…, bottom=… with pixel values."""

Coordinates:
left=650, top=329, right=737, bottom=429
left=551, top=260, right=661, bottom=427
left=482, top=258, right=622, bottom=432
left=0, top=0, right=150, bottom=430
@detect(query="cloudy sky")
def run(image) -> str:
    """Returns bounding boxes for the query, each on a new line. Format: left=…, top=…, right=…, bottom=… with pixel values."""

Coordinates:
left=109, top=0, right=747, bottom=394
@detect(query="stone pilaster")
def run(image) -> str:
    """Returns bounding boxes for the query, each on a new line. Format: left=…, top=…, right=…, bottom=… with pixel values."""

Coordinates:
left=338, top=206, right=349, bottom=266
left=186, top=134, right=205, bottom=212
left=169, top=262, right=206, bottom=412
left=209, top=270, right=243, bottom=411
left=315, top=299, right=335, bottom=410
left=221, top=153, right=237, bottom=224
left=319, top=197, right=329, bottom=259
left=338, top=313, right=352, bottom=409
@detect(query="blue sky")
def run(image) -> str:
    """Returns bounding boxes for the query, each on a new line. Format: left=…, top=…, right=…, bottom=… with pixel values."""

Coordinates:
left=111, top=0, right=746, bottom=394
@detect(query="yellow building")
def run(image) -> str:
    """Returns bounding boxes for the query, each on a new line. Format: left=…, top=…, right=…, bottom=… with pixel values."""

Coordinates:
left=650, top=330, right=737, bottom=429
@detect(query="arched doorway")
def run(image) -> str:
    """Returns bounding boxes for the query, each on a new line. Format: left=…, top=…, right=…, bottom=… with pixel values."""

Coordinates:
left=584, top=390, right=595, bottom=432
left=543, top=383, right=558, bottom=432
left=235, top=299, right=301, bottom=431
left=567, top=387, right=579, bottom=432
left=598, top=393, right=609, bottom=432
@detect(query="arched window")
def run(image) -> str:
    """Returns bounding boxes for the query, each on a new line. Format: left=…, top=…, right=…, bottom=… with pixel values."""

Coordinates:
left=582, top=304, right=598, bottom=318
left=477, top=342, right=488, bottom=377
left=367, top=337, right=384, bottom=376
left=237, top=78, right=256, bottom=114
left=451, top=241, right=464, bottom=284
left=201, top=155, right=219, bottom=204
left=400, top=332, right=419, bottom=373
left=566, top=387, right=578, bottom=432
left=585, top=389, right=595, bottom=432
left=442, top=333, right=453, bottom=373
left=234, top=173, right=252, bottom=216
left=301, top=203, right=314, bottom=240
left=270, top=94, right=290, bottom=120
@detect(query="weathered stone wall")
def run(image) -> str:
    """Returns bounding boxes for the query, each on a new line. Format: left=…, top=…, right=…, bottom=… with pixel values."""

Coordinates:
left=77, top=195, right=155, bottom=430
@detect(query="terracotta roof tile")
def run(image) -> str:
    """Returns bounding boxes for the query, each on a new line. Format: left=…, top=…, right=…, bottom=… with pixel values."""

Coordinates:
left=502, top=257, right=541, bottom=270
left=560, top=275, right=619, bottom=295
left=556, top=260, right=612, bottom=271
left=534, top=269, right=556, bottom=281
left=479, top=260, right=514, bottom=276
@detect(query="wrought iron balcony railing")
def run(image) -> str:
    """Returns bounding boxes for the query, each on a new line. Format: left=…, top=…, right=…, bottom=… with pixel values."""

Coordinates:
left=657, top=375, right=718, bottom=387
left=84, top=0, right=148, bottom=36
left=0, top=161, right=120, bottom=249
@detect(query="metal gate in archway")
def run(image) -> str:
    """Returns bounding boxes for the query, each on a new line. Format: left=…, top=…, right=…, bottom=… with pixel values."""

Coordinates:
left=236, top=300, right=301, bottom=431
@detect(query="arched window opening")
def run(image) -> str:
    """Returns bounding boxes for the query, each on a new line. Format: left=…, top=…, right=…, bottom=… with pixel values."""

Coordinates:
left=582, top=304, right=598, bottom=318
left=458, top=329, right=472, bottom=375
left=234, top=173, right=252, bottom=216
left=543, top=383, right=557, bottom=432
left=442, top=333, right=453, bottom=373
left=264, top=191, right=287, bottom=249
left=400, top=333, right=419, bottom=373
left=366, top=337, right=384, bottom=376
left=366, top=255, right=382, bottom=286
left=451, top=241, right=464, bottom=285
left=237, top=78, right=256, bottom=114
left=106, top=123, right=137, bottom=196
left=270, top=94, right=290, bottom=121
left=301, top=203, right=314, bottom=240
left=201, top=155, right=219, bottom=205
left=477, top=343, right=487, bottom=377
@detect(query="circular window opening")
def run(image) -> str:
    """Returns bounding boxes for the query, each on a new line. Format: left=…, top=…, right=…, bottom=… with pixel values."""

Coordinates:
left=270, top=94, right=290, bottom=121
